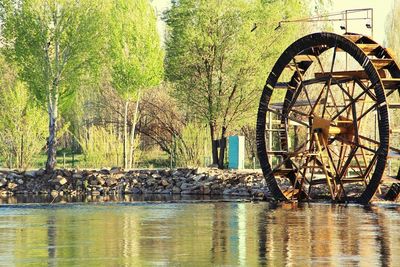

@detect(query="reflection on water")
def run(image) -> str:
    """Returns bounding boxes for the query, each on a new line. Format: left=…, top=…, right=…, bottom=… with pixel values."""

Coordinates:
left=0, top=201, right=399, bottom=266
left=0, top=194, right=250, bottom=205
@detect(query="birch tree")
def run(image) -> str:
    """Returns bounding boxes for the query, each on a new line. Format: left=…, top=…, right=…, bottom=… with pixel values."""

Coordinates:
left=1, top=0, right=108, bottom=172
left=109, top=0, right=163, bottom=169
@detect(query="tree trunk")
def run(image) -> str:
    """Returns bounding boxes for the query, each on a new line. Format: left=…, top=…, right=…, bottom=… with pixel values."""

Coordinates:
left=20, top=134, right=24, bottom=169
left=46, top=102, right=58, bottom=172
left=210, top=123, right=218, bottom=165
left=129, top=93, right=140, bottom=169
left=46, top=5, right=60, bottom=173
left=217, top=126, right=226, bottom=169
left=123, top=100, right=129, bottom=169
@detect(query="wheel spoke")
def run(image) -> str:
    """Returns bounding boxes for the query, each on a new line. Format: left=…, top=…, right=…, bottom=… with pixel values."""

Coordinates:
left=267, top=108, right=310, bottom=127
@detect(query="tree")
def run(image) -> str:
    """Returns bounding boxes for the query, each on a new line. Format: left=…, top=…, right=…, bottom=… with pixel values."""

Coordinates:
left=1, top=0, right=108, bottom=172
left=165, top=0, right=306, bottom=168
left=109, top=0, right=164, bottom=169
left=0, top=57, right=47, bottom=169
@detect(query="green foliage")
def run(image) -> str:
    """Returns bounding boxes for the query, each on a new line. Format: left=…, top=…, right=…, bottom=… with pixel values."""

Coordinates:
left=1, top=0, right=108, bottom=107
left=109, top=0, right=164, bottom=100
left=1, top=0, right=110, bottom=170
left=165, top=0, right=307, bottom=131
left=0, top=0, right=329, bottom=169
left=0, top=58, right=47, bottom=169
left=78, top=126, right=123, bottom=168
left=164, top=0, right=309, bottom=166
left=175, top=123, right=210, bottom=167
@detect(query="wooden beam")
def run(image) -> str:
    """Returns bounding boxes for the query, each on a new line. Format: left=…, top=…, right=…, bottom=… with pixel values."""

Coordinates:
left=294, top=54, right=318, bottom=62
left=314, top=70, right=387, bottom=79
left=382, top=78, right=400, bottom=89
left=370, top=58, right=393, bottom=69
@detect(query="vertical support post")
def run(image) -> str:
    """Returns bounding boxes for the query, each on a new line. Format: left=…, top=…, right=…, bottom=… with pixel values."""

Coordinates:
left=370, top=8, right=374, bottom=38
left=268, top=111, right=274, bottom=165
left=268, top=112, right=272, bottom=151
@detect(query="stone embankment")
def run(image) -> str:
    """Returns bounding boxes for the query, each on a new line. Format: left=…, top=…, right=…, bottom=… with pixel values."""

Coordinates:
left=0, top=168, right=270, bottom=199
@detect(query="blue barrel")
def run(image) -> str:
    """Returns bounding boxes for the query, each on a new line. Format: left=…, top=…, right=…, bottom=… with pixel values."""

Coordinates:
left=228, top=136, right=245, bottom=169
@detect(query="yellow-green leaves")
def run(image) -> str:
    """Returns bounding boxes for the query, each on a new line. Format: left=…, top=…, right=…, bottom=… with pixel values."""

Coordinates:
left=109, top=0, right=164, bottom=101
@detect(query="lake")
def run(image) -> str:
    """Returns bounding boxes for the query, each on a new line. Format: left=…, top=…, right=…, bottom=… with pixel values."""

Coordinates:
left=0, top=197, right=399, bottom=266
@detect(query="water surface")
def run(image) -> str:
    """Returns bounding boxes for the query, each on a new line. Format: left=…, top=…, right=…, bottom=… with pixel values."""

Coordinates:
left=0, top=199, right=399, bottom=266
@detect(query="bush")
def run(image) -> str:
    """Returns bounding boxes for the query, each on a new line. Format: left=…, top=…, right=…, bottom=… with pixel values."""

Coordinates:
left=78, top=126, right=123, bottom=168
left=175, top=123, right=210, bottom=167
left=0, top=82, right=47, bottom=169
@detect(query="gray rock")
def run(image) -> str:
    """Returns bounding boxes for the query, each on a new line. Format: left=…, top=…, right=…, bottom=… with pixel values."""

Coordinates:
left=106, top=178, right=117, bottom=186
left=202, top=186, right=211, bottom=195
left=180, top=182, right=192, bottom=190
left=193, top=175, right=202, bottom=182
left=161, top=189, right=172, bottom=194
left=172, top=170, right=183, bottom=177
left=161, top=179, right=169, bottom=187
left=172, top=186, right=181, bottom=194
left=72, top=173, right=83, bottom=179
left=139, top=173, right=148, bottom=179
left=152, top=173, right=162, bottom=179
left=110, top=167, right=122, bottom=174
left=17, top=179, right=24, bottom=185
left=211, top=184, right=220, bottom=190
left=96, top=176, right=105, bottom=186
left=36, top=169, right=46, bottom=176
left=132, top=187, right=142, bottom=194
left=146, top=178, right=156, bottom=186
left=0, top=178, right=7, bottom=187
left=207, top=175, right=216, bottom=182
left=24, top=170, right=37, bottom=178
left=100, top=169, right=110, bottom=175
left=7, top=173, right=23, bottom=181
left=223, top=189, right=232, bottom=195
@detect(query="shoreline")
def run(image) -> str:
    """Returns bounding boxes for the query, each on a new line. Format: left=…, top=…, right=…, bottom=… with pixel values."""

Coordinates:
left=0, top=167, right=270, bottom=200
left=0, top=167, right=397, bottom=204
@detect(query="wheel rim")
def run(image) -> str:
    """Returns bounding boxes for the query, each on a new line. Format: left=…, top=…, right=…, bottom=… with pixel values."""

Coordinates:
left=256, top=32, right=390, bottom=203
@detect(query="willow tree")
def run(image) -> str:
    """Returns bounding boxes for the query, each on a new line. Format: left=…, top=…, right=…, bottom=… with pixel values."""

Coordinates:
left=109, top=0, right=163, bottom=169
left=1, top=0, right=108, bottom=172
left=165, top=0, right=305, bottom=168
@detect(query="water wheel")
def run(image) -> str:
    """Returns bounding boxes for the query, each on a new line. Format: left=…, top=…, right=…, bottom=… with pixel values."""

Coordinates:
left=256, top=32, right=400, bottom=204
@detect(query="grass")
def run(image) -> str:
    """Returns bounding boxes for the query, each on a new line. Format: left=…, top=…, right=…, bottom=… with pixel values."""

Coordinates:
left=0, top=148, right=260, bottom=170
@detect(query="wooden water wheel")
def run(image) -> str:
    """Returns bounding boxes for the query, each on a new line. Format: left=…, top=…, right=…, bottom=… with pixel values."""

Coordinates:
left=256, top=32, right=400, bottom=204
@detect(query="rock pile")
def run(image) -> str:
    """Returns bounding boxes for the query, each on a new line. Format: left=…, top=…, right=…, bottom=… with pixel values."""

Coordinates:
left=0, top=168, right=270, bottom=199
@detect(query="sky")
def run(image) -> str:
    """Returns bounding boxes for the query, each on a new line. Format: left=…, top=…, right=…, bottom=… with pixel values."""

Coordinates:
left=150, top=0, right=171, bottom=43
left=151, top=0, right=394, bottom=45
left=328, top=0, right=394, bottom=44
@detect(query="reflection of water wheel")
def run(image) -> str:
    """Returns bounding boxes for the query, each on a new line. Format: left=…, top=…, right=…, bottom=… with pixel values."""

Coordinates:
left=256, top=32, right=400, bottom=203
